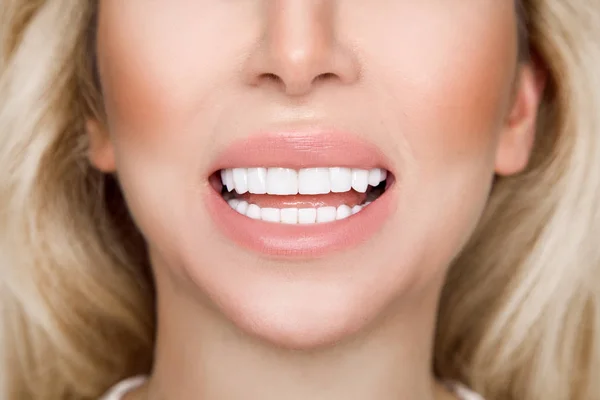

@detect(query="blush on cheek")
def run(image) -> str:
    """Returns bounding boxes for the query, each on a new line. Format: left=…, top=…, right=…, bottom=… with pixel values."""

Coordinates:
left=365, top=6, right=518, bottom=168
left=97, top=45, right=200, bottom=145
left=96, top=4, right=236, bottom=146
left=401, top=42, right=515, bottom=170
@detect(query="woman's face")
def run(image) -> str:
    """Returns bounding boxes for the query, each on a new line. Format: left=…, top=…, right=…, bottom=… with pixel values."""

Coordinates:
left=90, top=1, right=541, bottom=347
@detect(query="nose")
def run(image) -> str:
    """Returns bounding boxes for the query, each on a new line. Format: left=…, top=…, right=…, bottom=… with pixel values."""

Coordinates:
left=244, top=0, right=360, bottom=96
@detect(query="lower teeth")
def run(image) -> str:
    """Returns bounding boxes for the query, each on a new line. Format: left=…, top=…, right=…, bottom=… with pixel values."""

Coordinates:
left=226, top=200, right=372, bottom=224
left=222, top=179, right=385, bottom=224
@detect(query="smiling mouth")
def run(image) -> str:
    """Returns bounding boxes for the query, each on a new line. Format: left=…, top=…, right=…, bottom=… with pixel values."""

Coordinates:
left=203, top=131, right=395, bottom=257
left=214, top=167, right=390, bottom=224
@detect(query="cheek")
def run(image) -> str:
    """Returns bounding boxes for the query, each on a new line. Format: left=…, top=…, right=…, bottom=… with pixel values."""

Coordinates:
left=93, top=3, right=270, bottom=278
left=354, top=6, right=517, bottom=283
left=94, top=4, right=255, bottom=242
left=352, top=3, right=517, bottom=170
left=96, top=2, right=257, bottom=161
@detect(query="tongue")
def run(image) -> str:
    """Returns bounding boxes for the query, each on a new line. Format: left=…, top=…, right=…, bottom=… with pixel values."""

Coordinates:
left=237, top=191, right=366, bottom=208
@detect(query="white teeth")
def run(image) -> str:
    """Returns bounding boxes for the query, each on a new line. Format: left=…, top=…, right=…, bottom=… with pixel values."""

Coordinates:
left=298, top=168, right=331, bottom=194
left=247, top=168, right=267, bottom=194
left=316, top=206, right=337, bottom=223
left=235, top=200, right=249, bottom=215
left=233, top=168, right=248, bottom=194
left=222, top=169, right=235, bottom=192
left=336, top=204, right=352, bottom=220
left=226, top=201, right=371, bottom=224
left=351, top=169, right=369, bottom=193
left=298, top=208, right=317, bottom=224
left=261, top=207, right=281, bottom=222
left=368, top=168, right=383, bottom=187
left=280, top=208, right=299, bottom=224
left=227, top=199, right=240, bottom=209
left=222, top=167, right=383, bottom=224
left=220, top=167, right=387, bottom=195
left=329, top=167, right=353, bottom=193
left=246, top=203, right=262, bottom=220
left=267, top=168, right=298, bottom=195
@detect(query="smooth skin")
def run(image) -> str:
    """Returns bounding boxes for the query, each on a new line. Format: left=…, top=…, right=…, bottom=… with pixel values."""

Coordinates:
left=88, top=1, right=546, bottom=399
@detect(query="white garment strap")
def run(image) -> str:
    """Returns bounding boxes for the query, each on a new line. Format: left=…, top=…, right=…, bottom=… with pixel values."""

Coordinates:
left=99, top=376, right=147, bottom=400
left=449, top=381, right=486, bottom=400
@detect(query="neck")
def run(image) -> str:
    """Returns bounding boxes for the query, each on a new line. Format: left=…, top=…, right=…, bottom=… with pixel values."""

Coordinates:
left=145, top=267, right=449, bottom=400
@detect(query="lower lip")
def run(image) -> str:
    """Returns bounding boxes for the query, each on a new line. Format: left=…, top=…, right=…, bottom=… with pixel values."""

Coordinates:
left=205, top=186, right=395, bottom=258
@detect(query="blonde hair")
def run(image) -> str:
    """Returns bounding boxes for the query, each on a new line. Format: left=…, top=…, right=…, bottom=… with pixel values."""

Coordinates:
left=0, top=1, right=598, bottom=399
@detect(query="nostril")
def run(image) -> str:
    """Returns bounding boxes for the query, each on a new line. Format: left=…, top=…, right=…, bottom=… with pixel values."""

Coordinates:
left=314, top=72, right=337, bottom=82
left=254, top=72, right=290, bottom=92
left=262, top=73, right=280, bottom=82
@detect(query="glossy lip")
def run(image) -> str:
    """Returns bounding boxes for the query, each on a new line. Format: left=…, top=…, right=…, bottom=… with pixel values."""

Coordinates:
left=205, top=131, right=396, bottom=258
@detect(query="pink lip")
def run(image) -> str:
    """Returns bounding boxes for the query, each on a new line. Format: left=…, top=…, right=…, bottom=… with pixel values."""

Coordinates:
left=207, top=131, right=391, bottom=171
left=205, top=131, right=396, bottom=258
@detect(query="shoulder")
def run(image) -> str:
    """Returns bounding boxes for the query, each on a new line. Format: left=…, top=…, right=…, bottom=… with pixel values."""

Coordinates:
left=100, top=376, right=147, bottom=400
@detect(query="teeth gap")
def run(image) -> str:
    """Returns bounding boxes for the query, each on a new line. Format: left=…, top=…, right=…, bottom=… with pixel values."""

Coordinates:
left=363, top=180, right=386, bottom=205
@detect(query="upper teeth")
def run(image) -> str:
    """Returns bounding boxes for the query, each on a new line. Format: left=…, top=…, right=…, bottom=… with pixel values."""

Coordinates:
left=220, top=167, right=387, bottom=195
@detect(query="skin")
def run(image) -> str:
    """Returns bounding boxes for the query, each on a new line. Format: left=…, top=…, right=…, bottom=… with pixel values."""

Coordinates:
left=88, top=1, right=546, bottom=399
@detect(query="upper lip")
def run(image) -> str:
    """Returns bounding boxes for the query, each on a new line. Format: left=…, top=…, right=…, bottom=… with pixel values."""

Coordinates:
left=208, top=129, right=393, bottom=176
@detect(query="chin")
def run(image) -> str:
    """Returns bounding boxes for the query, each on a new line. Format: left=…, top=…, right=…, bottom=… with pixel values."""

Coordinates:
left=223, top=285, right=382, bottom=350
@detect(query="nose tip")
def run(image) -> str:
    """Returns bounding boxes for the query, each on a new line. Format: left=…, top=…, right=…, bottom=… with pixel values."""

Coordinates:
left=244, top=1, right=360, bottom=97
left=248, top=44, right=359, bottom=96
